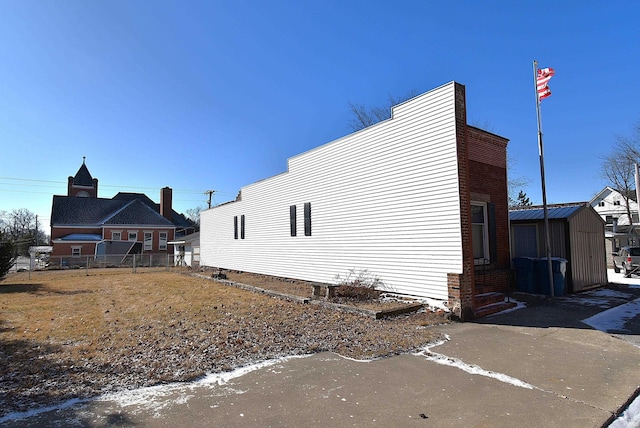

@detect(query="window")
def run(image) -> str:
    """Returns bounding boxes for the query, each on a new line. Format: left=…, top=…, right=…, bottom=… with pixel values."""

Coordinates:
left=606, top=215, right=615, bottom=225
left=614, top=200, right=621, bottom=206
left=128, top=232, right=138, bottom=242
left=598, top=201, right=605, bottom=207
left=112, top=231, right=121, bottom=241
left=304, top=203, right=311, bottom=236
left=241, top=215, right=245, bottom=239
left=234, top=216, right=238, bottom=239
left=71, top=246, right=82, bottom=257
left=471, top=203, right=489, bottom=262
left=144, top=232, right=153, bottom=251
left=159, top=232, right=168, bottom=250
left=290, top=205, right=297, bottom=236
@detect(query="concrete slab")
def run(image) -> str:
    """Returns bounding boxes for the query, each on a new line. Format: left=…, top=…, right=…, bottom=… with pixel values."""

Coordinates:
left=2, top=351, right=614, bottom=428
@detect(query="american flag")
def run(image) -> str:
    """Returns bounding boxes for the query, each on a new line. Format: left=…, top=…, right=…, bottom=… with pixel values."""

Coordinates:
left=537, top=67, right=555, bottom=100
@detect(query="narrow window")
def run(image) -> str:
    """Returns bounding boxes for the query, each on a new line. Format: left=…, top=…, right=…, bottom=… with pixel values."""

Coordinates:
left=71, top=246, right=82, bottom=257
left=234, top=216, right=238, bottom=239
left=128, top=232, right=138, bottom=242
left=241, top=215, right=245, bottom=239
left=159, top=232, right=168, bottom=250
left=290, top=205, right=297, bottom=236
left=144, top=232, right=153, bottom=251
left=112, top=231, right=121, bottom=241
left=471, top=203, right=489, bottom=262
left=304, top=202, right=311, bottom=236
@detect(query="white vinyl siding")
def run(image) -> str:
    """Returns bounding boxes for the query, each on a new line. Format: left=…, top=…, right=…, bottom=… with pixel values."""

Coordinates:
left=200, top=82, right=462, bottom=301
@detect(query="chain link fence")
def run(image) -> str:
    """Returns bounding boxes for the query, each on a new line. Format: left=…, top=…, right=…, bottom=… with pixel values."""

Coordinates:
left=13, top=253, right=193, bottom=278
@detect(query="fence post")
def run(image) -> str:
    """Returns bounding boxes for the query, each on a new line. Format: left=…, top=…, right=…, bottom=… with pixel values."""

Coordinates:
left=86, top=256, right=89, bottom=276
left=133, top=254, right=136, bottom=274
left=166, top=253, right=170, bottom=271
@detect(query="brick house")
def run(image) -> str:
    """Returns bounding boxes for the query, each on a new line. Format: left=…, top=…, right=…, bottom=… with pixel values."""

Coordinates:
left=200, top=82, right=512, bottom=320
left=50, top=160, right=195, bottom=260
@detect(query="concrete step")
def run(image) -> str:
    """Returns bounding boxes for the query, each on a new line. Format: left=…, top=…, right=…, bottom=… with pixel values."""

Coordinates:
left=473, top=300, right=517, bottom=319
left=474, top=291, right=506, bottom=307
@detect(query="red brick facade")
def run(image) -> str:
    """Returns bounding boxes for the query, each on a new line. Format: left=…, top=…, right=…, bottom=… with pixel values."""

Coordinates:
left=448, top=83, right=510, bottom=320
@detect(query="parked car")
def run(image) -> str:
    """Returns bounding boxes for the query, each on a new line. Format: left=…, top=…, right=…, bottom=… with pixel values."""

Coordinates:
left=612, top=246, right=640, bottom=275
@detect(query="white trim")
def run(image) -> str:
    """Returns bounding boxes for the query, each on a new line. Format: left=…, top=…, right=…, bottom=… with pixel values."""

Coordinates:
left=71, top=246, right=82, bottom=257
left=471, top=202, right=490, bottom=263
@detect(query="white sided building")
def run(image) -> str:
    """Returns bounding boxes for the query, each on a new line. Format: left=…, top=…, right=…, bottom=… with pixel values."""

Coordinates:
left=200, top=82, right=512, bottom=320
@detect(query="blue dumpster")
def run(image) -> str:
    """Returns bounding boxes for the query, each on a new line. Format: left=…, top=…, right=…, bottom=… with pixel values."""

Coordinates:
left=513, top=257, right=537, bottom=293
left=536, top=257, right=567, bottom=297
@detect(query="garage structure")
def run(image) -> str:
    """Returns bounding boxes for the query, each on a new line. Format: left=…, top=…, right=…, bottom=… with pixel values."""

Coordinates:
left=510, top=203, right=608, bottom=292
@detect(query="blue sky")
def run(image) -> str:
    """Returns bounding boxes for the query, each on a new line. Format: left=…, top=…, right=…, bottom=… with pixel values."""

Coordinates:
left=1, top=1, right=639, bottom=235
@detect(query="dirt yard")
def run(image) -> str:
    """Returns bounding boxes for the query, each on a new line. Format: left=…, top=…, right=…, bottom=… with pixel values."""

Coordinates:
left=0, top=269, right=448, bottom=416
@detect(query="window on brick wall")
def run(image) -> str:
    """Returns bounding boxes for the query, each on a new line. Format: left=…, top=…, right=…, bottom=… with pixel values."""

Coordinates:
left=128, top=231, right=138, bottom=242
left=144, top=232, right=153, bottom=251
left=159, top=232, right=168, bottom=250
left=71, top=246, right=82, bottom=257
left=112, top=231, right=121, bottom=241
left=471, top=202, right=489, bottom=263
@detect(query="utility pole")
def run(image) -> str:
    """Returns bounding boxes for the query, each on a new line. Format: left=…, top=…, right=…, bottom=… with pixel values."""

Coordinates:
left=204, top=190, right=216, bottom=209
left=35, top=215, right=38, bottom=246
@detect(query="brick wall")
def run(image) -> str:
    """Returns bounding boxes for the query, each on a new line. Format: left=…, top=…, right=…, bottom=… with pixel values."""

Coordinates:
left=449, top=88, right=510, bottom=320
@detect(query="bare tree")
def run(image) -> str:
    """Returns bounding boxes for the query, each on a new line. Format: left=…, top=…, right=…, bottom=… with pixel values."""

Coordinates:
left=600, top=121, right=640, bottom=225
left=347, top=91, right=420, bottom=132
left=2, top=209, right=48, bottom=256
left=186, top=206, right=203, bottom=230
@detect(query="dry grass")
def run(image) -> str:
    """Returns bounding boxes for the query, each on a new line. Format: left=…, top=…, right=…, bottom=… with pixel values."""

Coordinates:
left=0, top=269, right=448, bottom=416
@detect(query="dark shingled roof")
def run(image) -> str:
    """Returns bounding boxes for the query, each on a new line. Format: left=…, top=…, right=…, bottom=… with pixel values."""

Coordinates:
left=51, top=196, right=126, bottom=225
left=104, top=200, right=174, bottom=226
left=72, top=163, right=94, bottom=186
left=113, top=192, right=194, bottom=228
left=51, top=196, right=173, bottom=226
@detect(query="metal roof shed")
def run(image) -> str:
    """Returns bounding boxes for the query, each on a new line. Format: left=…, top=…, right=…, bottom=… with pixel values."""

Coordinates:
left=509, top=204, right=608, bottom=292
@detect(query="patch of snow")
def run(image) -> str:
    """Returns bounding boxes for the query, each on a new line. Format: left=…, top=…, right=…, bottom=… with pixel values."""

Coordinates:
left=608, top=270, right=640, bottom=288
left=582, top=298, right=640, bottom=334
left=106, top=354, right=311, bottom=411
left=1, top=355, right=312, bottom=422
left=414, top=338, right=536, bottom=390
left=586, top=289, right=634, bottom=299
left=608, top=393, right=640, bottom=428
left=0, top=398, right=86, bottom=424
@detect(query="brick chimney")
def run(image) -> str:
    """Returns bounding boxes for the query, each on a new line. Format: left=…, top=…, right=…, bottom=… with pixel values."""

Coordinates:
left=160, top=187, right=173, bottom=222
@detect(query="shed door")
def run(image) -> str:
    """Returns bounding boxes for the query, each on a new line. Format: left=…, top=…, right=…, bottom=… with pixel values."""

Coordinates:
left=513, top=224, right=538, bottom=258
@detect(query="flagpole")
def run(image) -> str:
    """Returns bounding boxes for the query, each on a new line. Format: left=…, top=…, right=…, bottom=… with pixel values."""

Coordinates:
left=533, top=59, right=555, bottom=297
